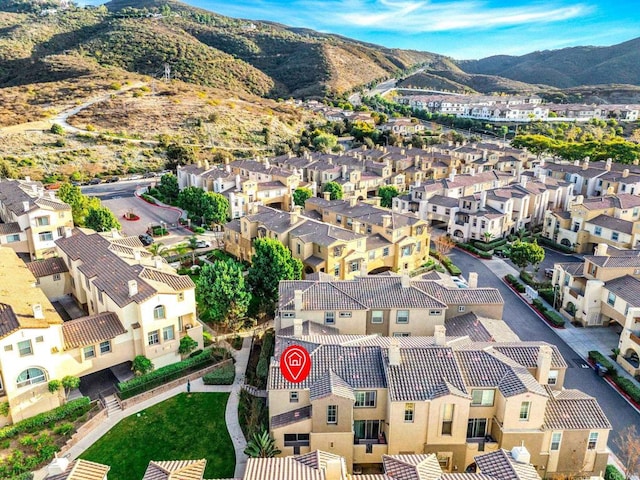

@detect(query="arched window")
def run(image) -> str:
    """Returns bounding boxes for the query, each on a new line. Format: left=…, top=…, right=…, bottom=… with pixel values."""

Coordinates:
left=16, top=368, right=47, bottom=388
left=153, top=305, right=166, bottom=320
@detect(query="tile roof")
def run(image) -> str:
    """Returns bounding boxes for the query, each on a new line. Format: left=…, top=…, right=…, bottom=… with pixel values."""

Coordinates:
left=382, top=454, right=443, bottom=480
left=444, top=313, right=492, bottom=342
left=341, top=276, right=447, bottom=309
left=309, top=370, right=355, bottom=401
left=474, top=449, right=540, bottom=480
left=489, top=343, right=567, bottom=368
left=46, top=459, right=110, bottom=480
left=243, top=453, right=343, bottom=480
left=142, top=459, right=207, bottom=480
left=555, top=262, right=585, bottom=277
left=279, top=320, right=340, bottom=337
left=605, top=275, right=640, bottom=308
left=543, top=387, right=611, bottom=430
left=270, top=405, right=312, bottom=429
left=0, top=221, right=21, bottom=235
left=413, top=281, right=504, bottom=305
left=587, top=214, right=634, bottom=235
left=140, top=268, right=195, bottom=291
left=584, top=250, right=640, bottom=268
left=0, top=179, right=70, bottom=215
left=0, top=303, right=20, bottom=339
left=26, top=257, right=69, bottom=278
left=62, top=312, right=127, bottom=350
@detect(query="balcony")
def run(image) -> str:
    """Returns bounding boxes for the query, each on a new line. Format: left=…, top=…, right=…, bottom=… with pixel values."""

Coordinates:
left=353, top=437, right=388, bottom=463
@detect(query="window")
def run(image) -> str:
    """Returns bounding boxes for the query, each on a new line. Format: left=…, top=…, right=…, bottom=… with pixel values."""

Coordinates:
left=594, top=226, right=602, bottom=236
left=36, top=216, right=50, bottom=226
left=354, top=391, right=376, bottom=407
left=97, top=290, right=103, bottom=303
left=4, top=345, right=12, bottom=352
left=148, top=330, right=160, bottom=345
left=467, top=418, right=488, bottom=438
left=153, top=305, right=166, bottom=319
left=393, top=332, right=410, bottom=337
left=441, top=404, right=454, bottom=435
left=83, top=345, right=96, bottom=359
left=178, top=315, right=185, bottom=332
left=354, top=420, right=382, bottom=441
left=339, top=311, right=352, bottom=318
left=519, top=401, right=531, bottom=421
left=383, top=247, right=389, bottom=257
left=587, top=432, right=598, bottom=450
left=471, top=389, right=495, bottom=407
left=334, top=265, right=340, bottom=277
left=432, top=205, right=438, bottom=212
left=324, top=312, right=335, bottom=325
left=163, top=326, right=175, bottom=341
left=16, top=367, right=46, bottom=388
left=396, top=310, right=409, bottom=324
left=429, top=310, right=441, bottom=316
left=38, top=231, right=53, bottom=242
left=547, top=370, right=558, bottom=385
left=282, top=312, right=295, bottom=319
left=612, top=232, right=619, bottom=241
left=177, top=292, right=184, bottom=302
left=350, top=261, right=360, bottom=272
left=100, top=340, right=111, bottom=354
left=371, top=310, right=383, bottom=324
left=327, top=405, right=337, bottom=424
left=284, top=433, right=309, bottom=447
left=17, top=340, right=32, bottom=357
left=289, top=391, right=299, bottom=403
left=35, top=336, right=43, bottom=343
left=6, top=234, right=20, bottom=243
left=336, top=215, right=342, bottom=223
left=404, top=403, right=415, bottom=422
left=458, top=305, right=465, bottom=313
left=607, top=292, right=616, bottom=306
left=550, top=432, right=562, bottom=451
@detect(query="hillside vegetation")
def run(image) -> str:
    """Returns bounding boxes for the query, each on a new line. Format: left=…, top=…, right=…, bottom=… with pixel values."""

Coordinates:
left=459, top=37, right=640, bottom=89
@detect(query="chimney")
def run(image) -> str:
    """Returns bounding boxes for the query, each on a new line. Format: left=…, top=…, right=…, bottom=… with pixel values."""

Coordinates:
left=520, top=175, right=528, bottom=188
left=225, top=164, right=231, bottom=173
left=605, top=158, right=612, bottom=171
left=22, top=200, right=30, bottom=212
left=388, top=338, right=401, bottom=366
left=480, top=190, right=487, bottom=209
left=574, top=160, right=580, bottom=167
left=293, top=318, right=303, bottom=337
left=382, top=215, right=392, bottom=228
left=235, top=174, right=241, bottom=190
left=25, top=176, right=30, bottom=182
left=401, top=274, right=410, bottom=288
left=434, top=325, right=446, bottom=346
left=352, top=219, right=361, bottom=233
left=511, top=445, right=531, bottom=464
left=414, top=155, right=420, bottom=167
left=324, top=459, right=343, bottom=480
left=323, top=191, right=332, bottom=201
left=47, top=457, right=70, bottom=477
left=197, top=160, right=202, bottom=168
left=290, top=206, right=300, bottom=225
left=483, top=149, right=487, bottom=160
left=623, top=168, right=630, bottom=178
left=349, top=197, right=357, bottom=207
left=468, top=272, right=478, bottom=289
left=539, top=173, right=546, bottom=184
left=264, top=158, right=270, bottom=169
left=294, top=289, right=303, bottom=314
left=606, top=186, right=615, bottom=195
left=128, top=280, right=138, bottom=297
left=133, top=250, right=141, bottom=262
left=204, top=159, right=210, bottom=170
left=32, top=304, right=44, bottom=319
left=342, top=164, right=348, bottom=180
left=110, top=227, right=120, bottom=238
left=448, top=168, right=456, bottom=183
left=154, top=255, right=163, bottom=269
left=595, top=243, right=608, bottom=256
left=582, top=158, right=589, bottom=170
left=64, top=227, right=72, bottom=238
left=536, top=344, right=553, bottom=384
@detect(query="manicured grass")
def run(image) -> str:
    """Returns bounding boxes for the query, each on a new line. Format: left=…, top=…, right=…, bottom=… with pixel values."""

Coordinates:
left=80, top=393, right=234, bottom=480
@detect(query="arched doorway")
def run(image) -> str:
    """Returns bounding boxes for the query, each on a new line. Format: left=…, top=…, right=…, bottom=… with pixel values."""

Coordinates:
left=368, top=266, right=392, bottom=275
left=560, top=238, right=571, bottom=247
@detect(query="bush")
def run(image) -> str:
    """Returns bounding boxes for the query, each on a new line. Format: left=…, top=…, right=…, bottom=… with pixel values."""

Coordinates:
left=117, top=348, right=226, bottom=399
left=473, top=238, right=507, bottom=251
left=538, top=288, right=555, bottom=305
left=189, top=349, right=203, bottom=358
left=193, top=226, right=206, bottom=234
left=536, top=235, right=574, bottom=254
left=203, top=331, right=213, bottom=346
left=505, top=274, right=526, bottom=293
left=53, top=423, right=74, bottom=436
left=202, top=363, right=235, bottom=385
left=0, top=397, right=91, bottom=440
left=605, top=465, right=625, bottom=480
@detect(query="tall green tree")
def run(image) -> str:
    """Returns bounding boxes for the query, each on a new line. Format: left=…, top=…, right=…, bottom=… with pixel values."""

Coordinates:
left=312, top=131, right=338, bottom=152
left=197, top=259, right=251, bottom=327
left=247, top=238, right=302, bottom=315
left=323, top=181, right=343, bottom=200
left=509, top=240, right=545, bottom=272
left=85, top=206, right=120, bottom=232
left=177, top=187, right=229, bottom=226
left=206, top=192, right=230, bottom=225
left=156, top=173, right=179, bottom=204
left=378, top=185, right=399, bottom=208
left=293, top=187, right=313, bottom=207
left=57, top=182, right=100, bottom=226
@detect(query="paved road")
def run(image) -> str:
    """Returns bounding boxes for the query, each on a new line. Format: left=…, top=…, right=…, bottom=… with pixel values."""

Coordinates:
left=449, top=249, right=640, bottom=455
left=81, top=178, right=155, bottom=200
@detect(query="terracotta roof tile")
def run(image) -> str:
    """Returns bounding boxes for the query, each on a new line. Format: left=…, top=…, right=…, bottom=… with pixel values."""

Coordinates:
left=543, top=387, right=611, bottom=430
left=62, top=312, right=127, bottom=350
left=26, top=257, right=69, bottom=278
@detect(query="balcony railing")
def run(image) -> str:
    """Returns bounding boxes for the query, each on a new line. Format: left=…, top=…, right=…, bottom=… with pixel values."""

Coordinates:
left=630, top=332, right=640, bottom=347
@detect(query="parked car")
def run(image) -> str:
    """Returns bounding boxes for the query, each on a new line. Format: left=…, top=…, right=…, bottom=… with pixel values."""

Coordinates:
left=129, top=174, right=143, bottom=181
left=88, top=178, right=102, bottom=185
left=545, top=268, right=555, bottom=278
left=451, top=276, right=468, bottom=288
left=195, top=240, right=211, bottom=249
left=106, top=176, right=120, bottom=183
left=143, top=172, right=157, bottom=178
left=138, top=234, right=154, bottom=246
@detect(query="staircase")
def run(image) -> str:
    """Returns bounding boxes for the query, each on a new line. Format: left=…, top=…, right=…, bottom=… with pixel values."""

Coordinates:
left=103, top=394, right=122, bottom=417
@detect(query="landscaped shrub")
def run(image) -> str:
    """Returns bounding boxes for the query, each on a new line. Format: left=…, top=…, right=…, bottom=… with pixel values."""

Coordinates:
left=457, top=242, right=492, bottom=259
left=614, top=376, right=640, bottom=403
left=193, top=226, right=206, bottom=234
left=505, top=274, right=526, bottom=293
left=0, top=397, right=91, bottom=440
left=52, top=422, right=74, bottom=436
left=538, top=288, right=555, bottom=305
left=531, top=298, right=565, bottom=327
left=203, top=363, right=235, bottom=385
left=536, top=235, right=574, bottom=254
left=605, top=465, right=625, bottom=480
left=473, top=238, right=507, bottom=251
left=140, top=193, right=156, bottom=204
left=117, top=348, right=227, bottom=399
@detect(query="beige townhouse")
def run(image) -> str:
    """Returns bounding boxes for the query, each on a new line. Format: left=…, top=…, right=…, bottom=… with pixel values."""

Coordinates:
left=267, top=330, right=609, bottom=477
left=0, top=179, right=73, bottom=260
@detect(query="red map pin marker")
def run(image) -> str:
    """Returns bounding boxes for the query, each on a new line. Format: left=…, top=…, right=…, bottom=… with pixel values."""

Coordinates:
left=280, top=345, right=312, bottom=383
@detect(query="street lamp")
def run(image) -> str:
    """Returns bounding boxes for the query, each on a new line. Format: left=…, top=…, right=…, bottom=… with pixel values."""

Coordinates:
left=552, top=284, right=560, bottom=310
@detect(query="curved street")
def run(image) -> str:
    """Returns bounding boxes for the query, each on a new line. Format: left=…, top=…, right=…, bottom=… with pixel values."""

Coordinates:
left=448, top=248, right=640, bottom=456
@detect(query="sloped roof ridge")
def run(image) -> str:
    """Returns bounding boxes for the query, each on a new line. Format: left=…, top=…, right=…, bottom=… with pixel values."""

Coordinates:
left=328, top=281, right=369, bottom=309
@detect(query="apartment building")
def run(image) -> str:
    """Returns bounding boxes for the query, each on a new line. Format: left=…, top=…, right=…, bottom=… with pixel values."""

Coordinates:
left=0, top=179, right=73, bottom=260
left=304, top=197, right=430, bottom=274
left=276, top=273, right=504, bottom=335
left=267, top=330, right=609, bottom=477
left=542, top=194, right=640, bottom=253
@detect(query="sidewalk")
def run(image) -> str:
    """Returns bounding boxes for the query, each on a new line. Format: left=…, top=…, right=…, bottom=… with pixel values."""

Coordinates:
left=34, top=338, right=251, bottom=480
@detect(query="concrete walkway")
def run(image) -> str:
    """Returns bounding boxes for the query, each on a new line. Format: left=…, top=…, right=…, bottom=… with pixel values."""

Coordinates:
left=33, top=338, right=252, bottom=480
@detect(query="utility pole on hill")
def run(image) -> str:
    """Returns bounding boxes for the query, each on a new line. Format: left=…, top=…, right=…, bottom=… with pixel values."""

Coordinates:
left=163, top=64, right=171, bottom=83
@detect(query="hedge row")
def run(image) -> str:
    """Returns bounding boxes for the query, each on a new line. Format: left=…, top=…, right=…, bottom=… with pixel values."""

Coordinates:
left=532, top=298, right=565, bottom=327
left=117, top=348, right=226, bottom=398
left=538, top=288, right=555, bottom=305
left=587, top=351, right=640, bottom=404
left=472, top=238, right=507, bottom=251
left=605, top=465, right=625, bottom=480
left=140, top=193, right=157, bottom=205
left=457, top=242, right=492, bottom=259
left=0, top=397, right=91, bottom=440
left=519, top=271, right=551, bottom=290
left=505, top=274, right=526, bottom=293
left=203, top=363, right=235, bottom=385
left=536, top=235, right=574, bottom=254
left=430, top=249, right=463, bottom=275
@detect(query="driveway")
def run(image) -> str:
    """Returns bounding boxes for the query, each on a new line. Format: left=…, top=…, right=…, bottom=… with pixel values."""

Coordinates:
left=449, top=248, right=640, bottom=456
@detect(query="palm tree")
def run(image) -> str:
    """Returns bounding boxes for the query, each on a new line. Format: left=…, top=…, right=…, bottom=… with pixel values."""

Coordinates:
left=482, top=231, right=494, bottom=243
left=244, top=430, right=281, bottom=458
left=147, top=242, right=168, bottom=257
left=187, top=235, right=199, bottom=265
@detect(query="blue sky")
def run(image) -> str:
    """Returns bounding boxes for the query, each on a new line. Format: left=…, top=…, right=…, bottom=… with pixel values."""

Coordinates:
left=81, top=0, right=640, bottom=59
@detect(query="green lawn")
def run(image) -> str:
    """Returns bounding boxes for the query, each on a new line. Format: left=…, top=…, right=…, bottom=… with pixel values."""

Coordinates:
left=80, top=393, right=234, bottom=480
